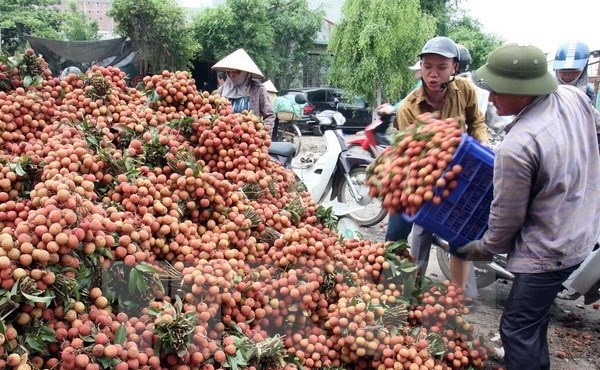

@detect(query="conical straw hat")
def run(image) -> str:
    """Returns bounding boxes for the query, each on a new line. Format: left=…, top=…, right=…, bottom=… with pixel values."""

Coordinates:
left=212, top=48, right=265, bottom=79
left=408, top=61, right=421, bottom=71
left=262, top=80, right=278, bottom=93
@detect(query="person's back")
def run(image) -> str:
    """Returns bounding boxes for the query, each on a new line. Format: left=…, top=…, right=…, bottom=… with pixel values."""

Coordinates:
left=495, top=85, right=600, bottom=270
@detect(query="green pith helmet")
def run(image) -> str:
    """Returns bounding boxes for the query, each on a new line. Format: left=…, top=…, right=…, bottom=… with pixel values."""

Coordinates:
left=472, top=43, right=558, bottom=95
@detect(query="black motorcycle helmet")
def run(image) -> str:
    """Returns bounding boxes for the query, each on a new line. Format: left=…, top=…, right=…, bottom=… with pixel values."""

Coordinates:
left=457, top=44, right=472, bottom=74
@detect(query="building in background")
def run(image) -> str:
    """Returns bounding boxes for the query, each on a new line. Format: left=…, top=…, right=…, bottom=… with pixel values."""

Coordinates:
left=59, top=0, right=210, bottom=38
left=302, top=0, right=343, bottom=87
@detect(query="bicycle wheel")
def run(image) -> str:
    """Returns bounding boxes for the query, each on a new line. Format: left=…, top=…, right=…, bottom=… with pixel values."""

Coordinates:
left=335, top=165, right=387, bottom=227
left=277, top=122, right=302, bottom=156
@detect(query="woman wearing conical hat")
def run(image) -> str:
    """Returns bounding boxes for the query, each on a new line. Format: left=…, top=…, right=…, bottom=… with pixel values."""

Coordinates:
left=262, top=80, right=278, bottom=104
left=212, top=49, right=275, bottom=133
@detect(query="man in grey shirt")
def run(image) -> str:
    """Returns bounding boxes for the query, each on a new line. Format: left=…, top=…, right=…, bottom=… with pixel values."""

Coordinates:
left=458, top=43, right=600, bottom=370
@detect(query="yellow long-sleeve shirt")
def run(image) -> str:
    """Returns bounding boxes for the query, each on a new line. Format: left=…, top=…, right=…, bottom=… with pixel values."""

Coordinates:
left=395, top=76, right=488, bottom=143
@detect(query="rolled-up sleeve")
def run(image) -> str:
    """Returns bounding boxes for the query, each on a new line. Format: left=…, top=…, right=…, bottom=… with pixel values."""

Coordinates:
left=463, top=82, right=488, bottom=143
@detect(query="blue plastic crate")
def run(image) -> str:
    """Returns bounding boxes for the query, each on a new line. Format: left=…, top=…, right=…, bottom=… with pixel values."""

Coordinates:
left=403, top=133, right=495, bottom=254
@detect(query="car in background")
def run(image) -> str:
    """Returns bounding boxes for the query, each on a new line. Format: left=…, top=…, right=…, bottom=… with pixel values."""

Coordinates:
left=279, top=87, right=372, bottom=135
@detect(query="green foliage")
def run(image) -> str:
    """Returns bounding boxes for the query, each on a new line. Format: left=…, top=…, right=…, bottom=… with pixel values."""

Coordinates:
left=193, top=0, right=273, bottom=71
left=23, top=319, right=58, bottom=356
left=61, top=0, right=101, bottom=41
left=109, top=0, right=200, bottom=74
left=0, top=0, right=64, bottom=55
left=328, top=0, right=436, bottom=106
left=102, top=261, right=165, bottom=315
left=419, top=0, right=460, bottom=36
left=147, top=296, right=199, bottom=358
left=448, top=15, right=504, bottom=70
left=265, top=0, right=325, bottom=90
left=192, top=0, right=324, bottom=90
left=316, top=205, right=338, bottom=231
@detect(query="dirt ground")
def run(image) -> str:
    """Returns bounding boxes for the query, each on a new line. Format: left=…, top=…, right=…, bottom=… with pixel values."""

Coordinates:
left=299, top=134, right=600, bottom=370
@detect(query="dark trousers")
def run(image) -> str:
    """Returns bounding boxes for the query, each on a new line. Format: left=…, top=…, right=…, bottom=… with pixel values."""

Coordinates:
left=385, top=212, right=413, bottom=242
left=500, top=264, right=580, bottom=370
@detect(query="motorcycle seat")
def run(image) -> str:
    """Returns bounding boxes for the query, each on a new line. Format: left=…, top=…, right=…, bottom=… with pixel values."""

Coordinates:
left=269, top=142, right=296, bottom=158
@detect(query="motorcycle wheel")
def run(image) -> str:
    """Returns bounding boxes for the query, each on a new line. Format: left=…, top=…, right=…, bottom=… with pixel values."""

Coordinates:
left=435, top=246, right=498, bottom=289
left=276, top=122, right=302, bottom=156
left=335, top=165, right=387, bottom=227
left=347, top=144, right=376, bottom=159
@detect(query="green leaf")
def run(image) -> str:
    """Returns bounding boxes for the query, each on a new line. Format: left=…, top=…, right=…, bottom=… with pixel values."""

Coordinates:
left=114, top=323, right=127, bottom=344
left=135, top=272, right=146, bottom=293
left=112, top=124, right=136, bottom=135
left=226, top=349, right=240, bottom=370
left=32, top=75, right=43, bottom=86
left=23, top=75, right=33, bottom=88
left=22, top=291, right=54, bottom=306
left=25, top=335, right=47, bottom=354
left=135, top=262, right=159, bottom=274
left=86, top=135, right=99, bottom=148
left=147, top=306, right=160, bottom=316
left=177, top=346, right=188, bottom=358
left=40, top=328, right=58, bottom=343
left=128, top=268, right=140, bottom=296
left=9, top=163, right=26, bottom=177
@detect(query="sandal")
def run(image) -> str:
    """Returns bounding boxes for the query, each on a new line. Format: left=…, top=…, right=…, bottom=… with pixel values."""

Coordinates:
left=556, top=289, right=581, bottom=300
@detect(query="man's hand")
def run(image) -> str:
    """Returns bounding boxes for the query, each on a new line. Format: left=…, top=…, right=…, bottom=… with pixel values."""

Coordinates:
left=456, top=240, right=493, bottom=261
left=376, top=103, right=395, bottom=117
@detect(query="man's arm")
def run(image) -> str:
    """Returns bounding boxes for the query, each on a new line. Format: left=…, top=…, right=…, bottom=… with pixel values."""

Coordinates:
left=463, top=83, right=488, bottom=144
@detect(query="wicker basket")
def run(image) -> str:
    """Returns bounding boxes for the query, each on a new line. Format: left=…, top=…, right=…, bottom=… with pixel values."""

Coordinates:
left=276, top=112, right=295, bottom=122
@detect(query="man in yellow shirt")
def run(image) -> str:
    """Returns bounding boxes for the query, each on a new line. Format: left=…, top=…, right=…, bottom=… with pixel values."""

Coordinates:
left=386, top=36, right=488, bottom=296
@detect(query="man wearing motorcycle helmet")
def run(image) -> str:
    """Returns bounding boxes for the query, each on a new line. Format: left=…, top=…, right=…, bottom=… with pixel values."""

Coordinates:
left=457, top=44, right=512, bottom=135
left=458, top=43, right=600, bottom=370
left=385, top=36, right=488, bottom=300
left=553, top=40, right=596, bottom=104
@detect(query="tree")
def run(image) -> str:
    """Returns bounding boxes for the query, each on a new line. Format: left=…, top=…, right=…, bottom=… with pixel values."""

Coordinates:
left=265, top=0, right=324, bottom=89
left=192, top=0, right=273, bottom=73
left=448, top=15, right=503, bottom=70
left=419, top=0, right=460, bottom=36
left=108, top=0, right=200, bottom=75
left=0, top=0, right=64, bottom=55
left=192, top=0, right=324, bottom=90
left=61, top=0, right=101, bottom=41
left=327, top=0, right=436, bottom=107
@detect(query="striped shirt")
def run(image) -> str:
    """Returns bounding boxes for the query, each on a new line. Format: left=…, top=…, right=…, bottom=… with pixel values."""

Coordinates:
left=481, top=85, right=600, bottom=273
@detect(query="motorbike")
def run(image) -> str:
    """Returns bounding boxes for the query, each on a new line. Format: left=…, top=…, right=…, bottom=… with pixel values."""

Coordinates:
left=271, top=96, right=305, bottom=157
left=433, top=236, right=514, bottom=289
left=268, top=103, right=388, bottom=228
left=346, top=112, right=393, bottom=158
left=434, top=232, right=600, bottom=305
